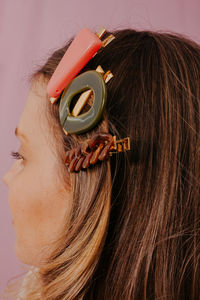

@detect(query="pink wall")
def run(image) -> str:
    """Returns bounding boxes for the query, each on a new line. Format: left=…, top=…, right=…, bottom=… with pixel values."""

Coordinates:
left=1, top=0, right=200, bottom=293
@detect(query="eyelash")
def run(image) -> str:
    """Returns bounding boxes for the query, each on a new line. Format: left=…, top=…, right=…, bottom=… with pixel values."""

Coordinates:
left=10, top=151, right=25, bottom=161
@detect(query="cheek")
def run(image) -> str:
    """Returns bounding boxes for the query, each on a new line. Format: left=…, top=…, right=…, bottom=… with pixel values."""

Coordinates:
left=9, top=162, right=70, bottom=244
left=8, top=155, right=71, bottom=266
left=9, top=168, right=46, bottom=233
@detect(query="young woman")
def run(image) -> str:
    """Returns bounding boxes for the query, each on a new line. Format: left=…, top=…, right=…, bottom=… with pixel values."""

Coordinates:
left=2, top=28, right=200, bottom=300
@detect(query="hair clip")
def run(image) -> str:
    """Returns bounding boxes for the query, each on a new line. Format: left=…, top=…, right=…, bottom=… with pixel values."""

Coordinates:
left=46, top=27, right=115, bottom=135
left=47, top=27, right=115, bottom=104
left=59, top=65, right=113, bottom=135
left=65, top=133, right=131, bottom=172
left=46, top=27, right=131, bottom=170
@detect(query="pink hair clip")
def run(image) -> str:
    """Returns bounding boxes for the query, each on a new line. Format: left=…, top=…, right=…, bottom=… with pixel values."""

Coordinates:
left=47, top=27, right=115, bottom=104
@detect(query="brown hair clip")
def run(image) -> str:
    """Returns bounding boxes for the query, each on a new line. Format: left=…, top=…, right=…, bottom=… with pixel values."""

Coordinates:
left=65, top=133, right=130, bottom=172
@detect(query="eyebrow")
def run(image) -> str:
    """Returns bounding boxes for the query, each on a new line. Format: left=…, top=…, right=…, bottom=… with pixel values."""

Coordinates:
left=15, top=127, right=29, bottom=143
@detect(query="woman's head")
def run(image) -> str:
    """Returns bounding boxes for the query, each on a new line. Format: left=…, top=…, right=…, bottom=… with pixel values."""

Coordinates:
left=3, top=29, right=200, bottom=299
left=2, top=76, right=73, bottom=267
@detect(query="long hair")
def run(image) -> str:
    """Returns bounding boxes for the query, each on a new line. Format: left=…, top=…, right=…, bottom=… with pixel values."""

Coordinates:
left=3, top=29, right=200, bottom=300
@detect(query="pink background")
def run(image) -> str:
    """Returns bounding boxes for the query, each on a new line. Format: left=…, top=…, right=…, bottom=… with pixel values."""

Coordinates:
left=1, top=0, right=200, bottom=293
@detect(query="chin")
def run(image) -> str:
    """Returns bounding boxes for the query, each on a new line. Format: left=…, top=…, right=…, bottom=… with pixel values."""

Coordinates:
left=15, top=241, right=48, bottom=268
left=14, top=240, right=35, bottom=266
left=15, top=242, right=27, bottom=264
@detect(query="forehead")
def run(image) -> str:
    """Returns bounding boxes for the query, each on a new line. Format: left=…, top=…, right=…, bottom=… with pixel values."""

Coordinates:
left=17, top=78, right=49, bottom=145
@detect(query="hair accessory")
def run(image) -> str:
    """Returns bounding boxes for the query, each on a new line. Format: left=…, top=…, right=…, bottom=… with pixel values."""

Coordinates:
left=65, top=133, right=130, bottom=172
left=59, top=65, right=113, bottom=135
left=47, top=27, right=115, bottom=135
left=47, top=27, right=131, bottom=171
left=47, top=27, right=115, bottom=104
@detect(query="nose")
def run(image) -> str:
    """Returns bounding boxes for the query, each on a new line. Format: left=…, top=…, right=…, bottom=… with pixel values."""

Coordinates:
left=2, top=160, right=22, bottom=187
left=2, top=172, right=9, bottom=186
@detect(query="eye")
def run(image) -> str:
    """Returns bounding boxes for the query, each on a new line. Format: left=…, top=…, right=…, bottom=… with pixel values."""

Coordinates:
left=10, top=151, right=25, bottom=161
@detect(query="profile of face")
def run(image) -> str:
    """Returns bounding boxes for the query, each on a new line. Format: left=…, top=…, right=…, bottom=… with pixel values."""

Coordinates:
left=2, top=78, right=71, bottom=267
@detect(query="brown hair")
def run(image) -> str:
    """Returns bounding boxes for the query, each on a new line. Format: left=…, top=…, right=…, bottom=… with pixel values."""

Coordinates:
left=3, top=29, right=200, bottom=300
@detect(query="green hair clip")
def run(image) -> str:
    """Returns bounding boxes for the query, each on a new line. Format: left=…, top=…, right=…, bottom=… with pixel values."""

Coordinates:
left=59, top=69, right=113, bottom=134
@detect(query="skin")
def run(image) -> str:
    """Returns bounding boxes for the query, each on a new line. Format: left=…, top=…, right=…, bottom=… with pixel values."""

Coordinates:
left=2, top=77, right=72, bottom=267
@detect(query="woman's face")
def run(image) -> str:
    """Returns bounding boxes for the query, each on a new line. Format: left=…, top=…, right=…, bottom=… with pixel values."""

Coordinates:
left=2, top=78, right=71, bottom=267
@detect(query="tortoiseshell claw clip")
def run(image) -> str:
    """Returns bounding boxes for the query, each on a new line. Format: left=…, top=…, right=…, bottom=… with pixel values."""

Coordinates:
left=65, top=133, right=131, bottom=172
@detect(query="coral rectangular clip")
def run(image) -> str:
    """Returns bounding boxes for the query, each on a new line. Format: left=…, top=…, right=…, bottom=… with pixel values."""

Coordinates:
left=47, top=28, right=102, bottom=100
